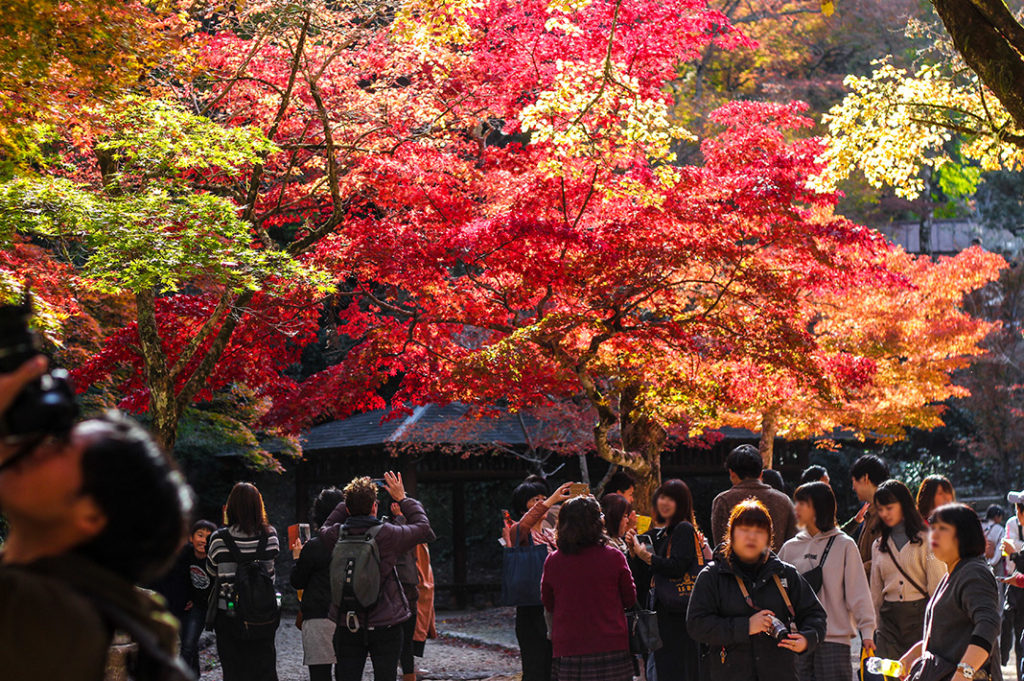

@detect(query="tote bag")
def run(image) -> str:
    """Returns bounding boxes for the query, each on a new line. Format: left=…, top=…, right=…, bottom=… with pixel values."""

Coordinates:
left=652, top=526, right=705, bottom=613
left=501, top=529, right=548, bottom=607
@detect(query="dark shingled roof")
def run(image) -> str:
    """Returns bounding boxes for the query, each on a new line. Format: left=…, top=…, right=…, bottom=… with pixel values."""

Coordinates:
left=300, top=403, right=555, bottom=453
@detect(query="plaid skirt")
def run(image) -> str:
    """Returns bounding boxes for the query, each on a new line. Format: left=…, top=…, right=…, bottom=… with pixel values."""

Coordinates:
left=552, top=650, right=634, bottom=681
left=795, top=641, right=853, bottom=681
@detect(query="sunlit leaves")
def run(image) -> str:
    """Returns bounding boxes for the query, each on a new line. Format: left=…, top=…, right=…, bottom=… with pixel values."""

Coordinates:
left=95, top=98, right=277, bottom=189
left=0, top=178, right=326, bottom=295
left=814, top=60, right=1024, bottom=199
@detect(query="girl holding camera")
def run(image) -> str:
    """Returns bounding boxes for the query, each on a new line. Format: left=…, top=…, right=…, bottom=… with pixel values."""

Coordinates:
left=687, top=498, right=827, bottom=681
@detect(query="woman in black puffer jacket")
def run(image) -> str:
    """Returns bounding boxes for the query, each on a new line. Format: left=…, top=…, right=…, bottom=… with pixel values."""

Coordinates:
left=292, top=488, right=346, bottom=681
left=687, top=498, right=827, bottom=681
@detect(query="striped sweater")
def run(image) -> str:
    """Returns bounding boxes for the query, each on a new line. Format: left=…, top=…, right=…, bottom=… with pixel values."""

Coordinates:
left=206, top=526, right=280, bottom=587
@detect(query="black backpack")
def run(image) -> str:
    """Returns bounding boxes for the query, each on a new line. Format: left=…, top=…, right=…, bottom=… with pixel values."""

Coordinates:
left=219, top=531, right=280, bottom=640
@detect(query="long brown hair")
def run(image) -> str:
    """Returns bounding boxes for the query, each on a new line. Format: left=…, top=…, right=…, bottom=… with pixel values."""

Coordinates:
left=916, top=475, right=955, bottom=520
left=224, top=482, right=271, bottom=535
left=654, top=479, right=697, bottom=530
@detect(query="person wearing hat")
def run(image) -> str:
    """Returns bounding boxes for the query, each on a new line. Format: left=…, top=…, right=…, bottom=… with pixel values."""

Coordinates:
left=1002, top=492, right=1024, bottom=680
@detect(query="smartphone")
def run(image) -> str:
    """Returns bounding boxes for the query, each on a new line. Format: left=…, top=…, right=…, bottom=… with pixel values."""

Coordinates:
left=568, top=483, right=590, bottom=498
left=637, top=534, right=654, bottom=549
left=298, top=523, right=311, bottom=544
left=371, top=478, right=387, bottom=488
left=502, top=509, right=514, bottom=528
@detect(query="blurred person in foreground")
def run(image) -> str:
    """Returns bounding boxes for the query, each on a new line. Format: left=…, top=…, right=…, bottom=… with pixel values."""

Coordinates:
left=0, top=358, right=193, bottom=681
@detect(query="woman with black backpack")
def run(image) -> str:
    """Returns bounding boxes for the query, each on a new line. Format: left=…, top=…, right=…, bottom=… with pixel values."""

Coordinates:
left=207, top=482, right=281, bottom=681
left=779, top=482, right=876, bottom=681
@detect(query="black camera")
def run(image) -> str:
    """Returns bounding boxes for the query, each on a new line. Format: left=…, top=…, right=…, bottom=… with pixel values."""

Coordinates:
left=0, top=293, right=78, bottom=439
left=766, top=615, right=790, bottom=643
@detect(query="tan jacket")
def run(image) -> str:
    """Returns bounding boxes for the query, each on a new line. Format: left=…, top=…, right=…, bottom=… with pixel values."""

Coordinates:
left=414, top=544, right=436, bottom=642
left=869, top=532, right=946, bottom=611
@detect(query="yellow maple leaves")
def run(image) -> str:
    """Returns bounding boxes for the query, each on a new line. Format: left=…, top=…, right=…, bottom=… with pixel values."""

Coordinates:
left=813, top=59, right=1024, bottom=200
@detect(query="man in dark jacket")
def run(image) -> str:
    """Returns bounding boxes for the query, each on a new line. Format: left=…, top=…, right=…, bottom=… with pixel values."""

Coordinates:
left=321, top=472, right=435, bottom=681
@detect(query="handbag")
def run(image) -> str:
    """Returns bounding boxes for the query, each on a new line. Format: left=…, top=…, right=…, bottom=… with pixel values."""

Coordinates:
left=801, top=534, right=837, bottom=593
left=652, top=525, right=706, bottom=613
left=626, top=605, right=663, bottom=655
left=500, top=528, right=549, bottom=607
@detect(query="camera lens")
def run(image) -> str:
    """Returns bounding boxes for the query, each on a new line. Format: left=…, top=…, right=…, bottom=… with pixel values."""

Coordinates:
left=767, top=616, right=789, bottom=643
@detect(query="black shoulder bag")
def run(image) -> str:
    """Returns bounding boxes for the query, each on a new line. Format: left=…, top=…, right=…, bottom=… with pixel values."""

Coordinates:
left=800, top=534, right=837, bottom=594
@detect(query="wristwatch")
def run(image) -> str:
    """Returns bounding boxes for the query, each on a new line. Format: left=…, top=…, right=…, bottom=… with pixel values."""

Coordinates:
left=957, top=662, right=976, bottom=680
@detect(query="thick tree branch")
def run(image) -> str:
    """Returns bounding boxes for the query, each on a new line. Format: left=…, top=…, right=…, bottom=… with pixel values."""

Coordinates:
left=932, top=0, right=1024, bottom=132
left=175, top=288, right=256, bottom=411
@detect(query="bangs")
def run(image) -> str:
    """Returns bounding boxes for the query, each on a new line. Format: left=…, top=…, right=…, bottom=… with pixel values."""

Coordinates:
left=730, top=503, right=772, bottom=532
left=874, top=485, right=899, bottom=507
left=725, top=498, right=774, bottom=555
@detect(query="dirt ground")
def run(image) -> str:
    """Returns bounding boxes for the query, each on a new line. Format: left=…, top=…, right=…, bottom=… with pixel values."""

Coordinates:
left=199, top=612, right=521, bottom=681
left=199, top=607, right=1021, bottom=681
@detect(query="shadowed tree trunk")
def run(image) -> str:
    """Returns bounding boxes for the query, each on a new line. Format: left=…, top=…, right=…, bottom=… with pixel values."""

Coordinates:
left=931, top=0, right=1024, bottom=133
left=759, top=405, right=781, bottom=469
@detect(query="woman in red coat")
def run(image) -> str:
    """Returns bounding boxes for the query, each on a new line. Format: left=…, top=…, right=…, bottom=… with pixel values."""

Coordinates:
left=541, top=496, right=637, bottom=681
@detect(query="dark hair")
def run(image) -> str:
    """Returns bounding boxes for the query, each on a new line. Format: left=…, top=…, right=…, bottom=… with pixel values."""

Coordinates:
left=725, top=445, right=763, bottom=480
left=930, top=503, right=986, bottom=559
left=524, top=474, right=550, bottom=493
left=793, top=482, right=836, bottom=531
left=556, top=496, right=607, bottom=554
left=916, top=475, right=955, bottom=520
left=761, top=469, right=786, bottom=495
left=73, top=413, right=192, bottom=584
left=343, top=477, right=378, bottom=516
left=313, top=487, right=345, bottom=527
left=653, top=478, right=696, bottom=530
left=986, top=504, right=1005, bottom=521
left=850, top=454, right=889, bottom=486
left=799, top=465, right=828, bottom=486
left=600, top=493, right=632, bottom=539
left=512, top=479, right=549, bottom=518
left=605, top=470, right=636, bottom=496
left=724, top=498, right=773, bottom=556
left=191, top=519, right=217, bottom=535
left=874, top=480, right=926, bottom=551
left=224, top=482, right=271, bottom=536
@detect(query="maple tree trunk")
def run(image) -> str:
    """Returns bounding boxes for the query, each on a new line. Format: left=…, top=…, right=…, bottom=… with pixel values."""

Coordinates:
left=931, top=0, right=1024, bottom=134
left=759, top=406, right=780, bottom=470
left=630, top=450, right=662, bottom=516
left=620, top=384, right=666, bottom=515
left=135, top=290, right=180, bottom=453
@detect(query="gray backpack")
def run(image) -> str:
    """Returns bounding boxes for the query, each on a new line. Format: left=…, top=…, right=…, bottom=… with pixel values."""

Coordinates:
left=330, top=523, right=385, bottom=631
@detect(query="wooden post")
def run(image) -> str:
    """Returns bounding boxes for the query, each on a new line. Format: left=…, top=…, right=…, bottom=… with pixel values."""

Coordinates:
left=403, top=457, right=419, bottom=498
left=453, top=480, right=468, bottom=609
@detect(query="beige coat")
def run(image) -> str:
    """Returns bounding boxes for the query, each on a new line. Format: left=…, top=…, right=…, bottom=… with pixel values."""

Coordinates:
left=869, top=531, right=946, bottom=612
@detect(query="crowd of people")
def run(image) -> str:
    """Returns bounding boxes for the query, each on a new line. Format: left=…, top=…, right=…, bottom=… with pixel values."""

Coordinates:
left=0, top=351, right=1020, bottom=681
left=0, top=356, right=437, bottom=681
left=510, top=445, right=1017, bottom=681
left=149, top=473, right=437, bottom=681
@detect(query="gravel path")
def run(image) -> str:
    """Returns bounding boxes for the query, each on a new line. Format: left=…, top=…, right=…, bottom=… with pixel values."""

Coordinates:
left=200, top=615, right=521, bottom=681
